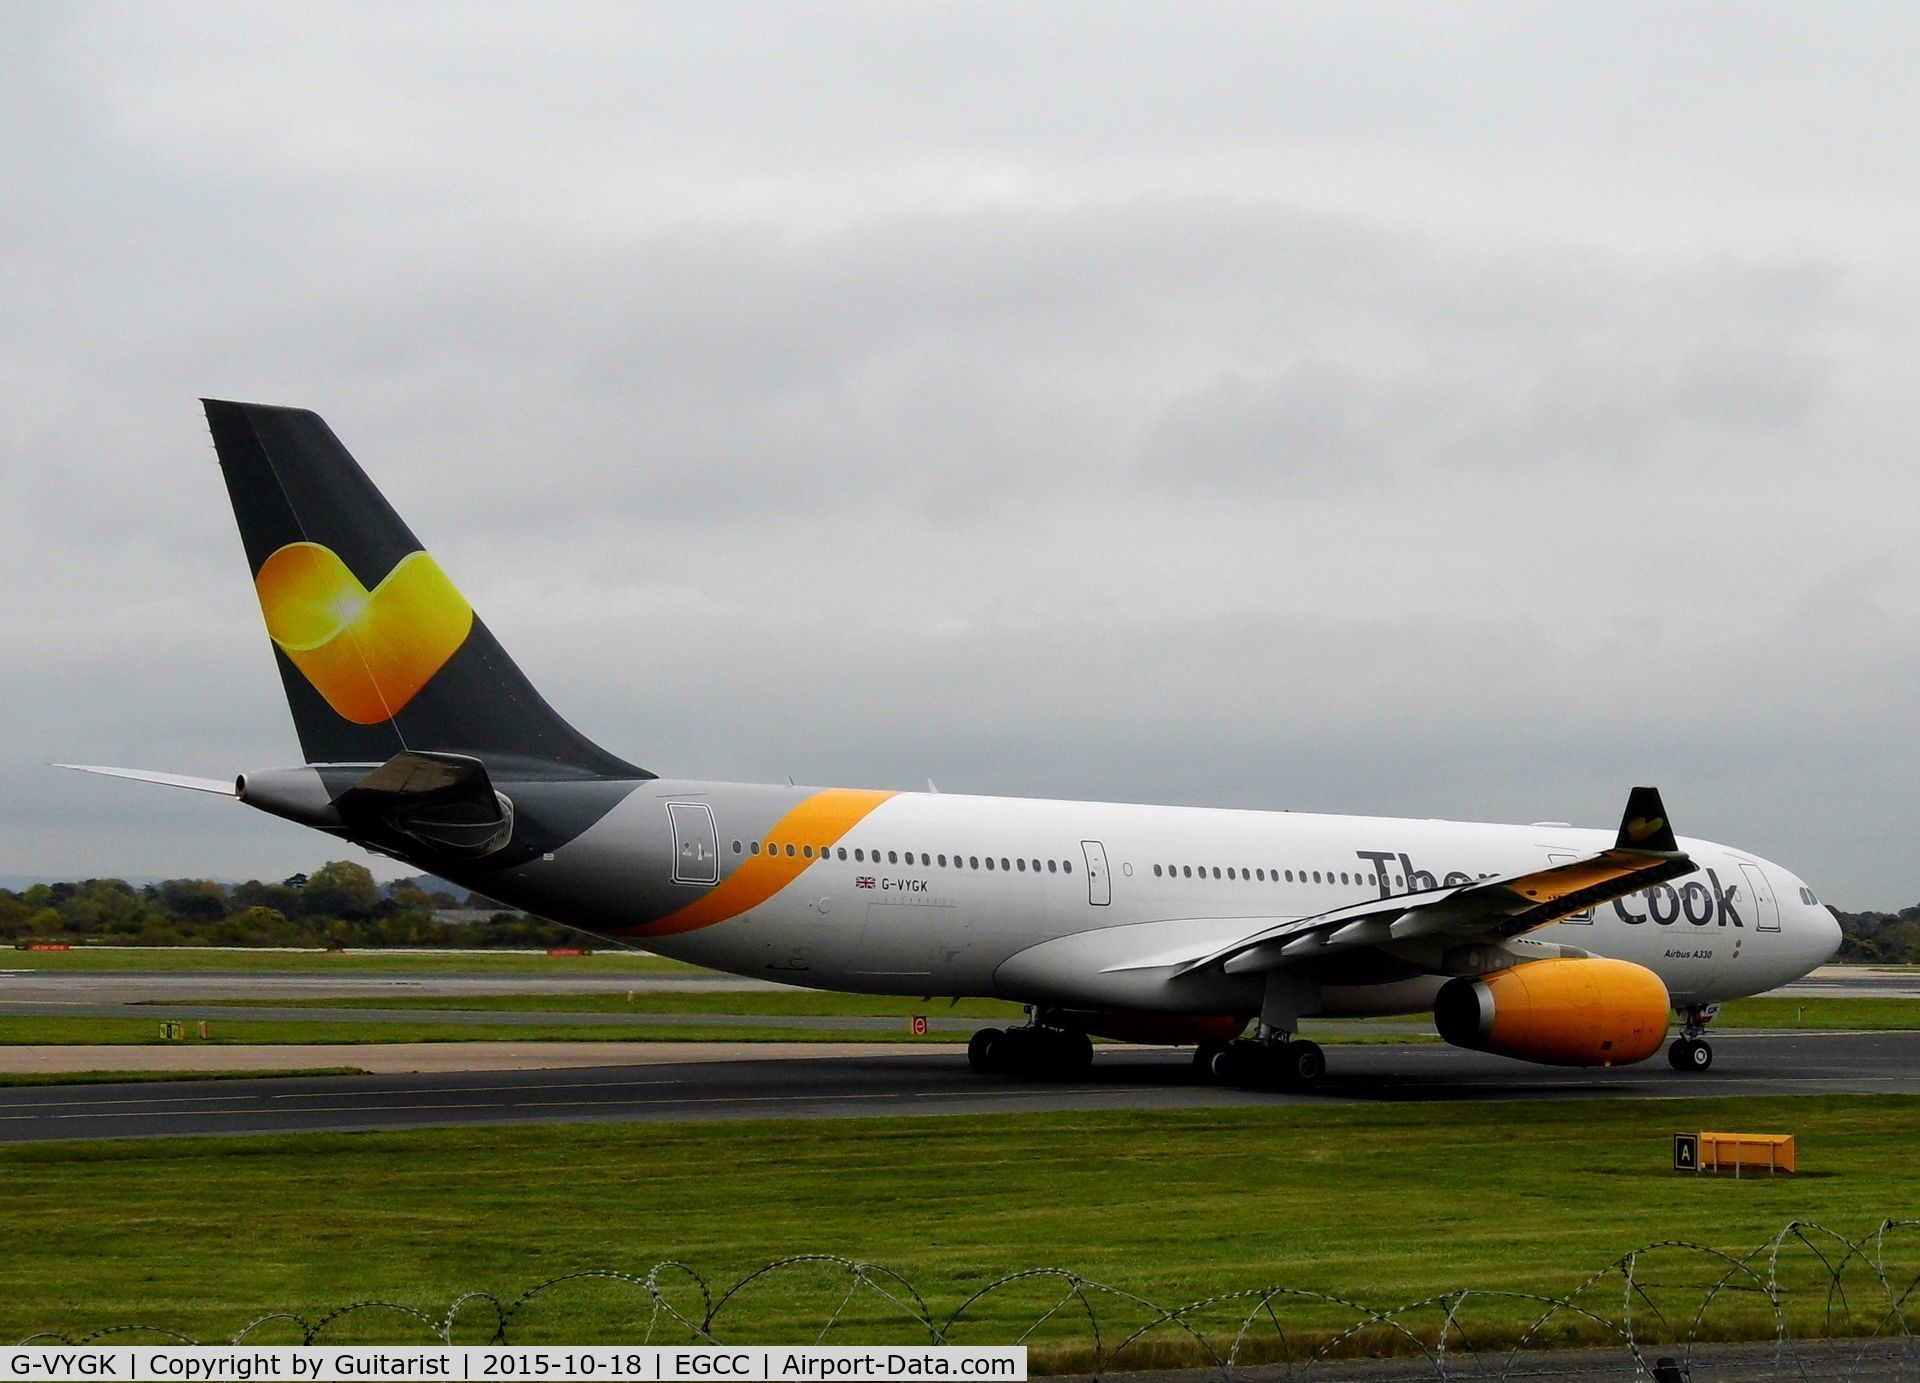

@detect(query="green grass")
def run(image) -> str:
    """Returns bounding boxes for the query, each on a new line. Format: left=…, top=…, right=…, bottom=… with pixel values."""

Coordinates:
left=0, top=1067, right=365, bottom=1088
left=0, top=1096, right=1914, bottom=1359
left=0, top=948, right=704, bottom=975
left=1716, top=997, right=1920, bottom=1029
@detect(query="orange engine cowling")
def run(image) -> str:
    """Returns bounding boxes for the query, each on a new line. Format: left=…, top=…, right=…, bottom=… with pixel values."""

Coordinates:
left=1433, top=957, right=1670, bottom=1067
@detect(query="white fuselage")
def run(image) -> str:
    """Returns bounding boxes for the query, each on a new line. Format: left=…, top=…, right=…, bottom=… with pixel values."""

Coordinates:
left=519, top=784, right=1841, bottom=1019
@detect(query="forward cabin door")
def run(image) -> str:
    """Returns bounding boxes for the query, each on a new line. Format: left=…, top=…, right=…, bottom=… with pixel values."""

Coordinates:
left=1546, top=852, right=1594, bottom=923
left=1081, top=840, right=1111, bottom=906
left=1740, top=862, right=1782, bottom=932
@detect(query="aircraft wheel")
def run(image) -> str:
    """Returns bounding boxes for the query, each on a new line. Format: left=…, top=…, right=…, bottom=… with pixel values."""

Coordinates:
left=1282, top=1039, right=1327, bottom=1089
left=968, top=1027, right=1005, bottom=1074
left=1194, top=1041, right=1230, bottom=1077
left=1209, top=1042, right=1252, bottom=1084
left=1050, top=1029, right=1094, bottom=1076
left=1669, top=1037, right=1712, bottom=1072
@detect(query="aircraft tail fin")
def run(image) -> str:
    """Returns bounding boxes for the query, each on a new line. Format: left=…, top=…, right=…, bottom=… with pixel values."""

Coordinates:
left=202, top=400, right=647, bottom=781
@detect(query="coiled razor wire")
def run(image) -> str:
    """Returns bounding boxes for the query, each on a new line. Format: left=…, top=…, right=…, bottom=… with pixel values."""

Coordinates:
left=14, top=1219, right=1920, bottom=1380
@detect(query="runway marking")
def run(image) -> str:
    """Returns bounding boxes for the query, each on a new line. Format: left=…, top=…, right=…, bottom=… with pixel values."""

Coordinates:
left=0, top=1091, right=264, bottom=1109
left=0, top=1104, right=505, bottom=1122
left=267, top=1078, right=681, bottom=1100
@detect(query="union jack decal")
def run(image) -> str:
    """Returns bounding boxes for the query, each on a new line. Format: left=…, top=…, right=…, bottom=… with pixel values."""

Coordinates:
left=856, top=876, right=876, bottom=889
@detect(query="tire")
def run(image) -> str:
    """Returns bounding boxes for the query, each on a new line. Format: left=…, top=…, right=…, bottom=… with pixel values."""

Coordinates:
left=1669, top=1037, right=1712, bottom=1072
left=1053, top=1030, right=1094, bottom=1075
left=1209, top=1044, right=1247, bottom=1084
left=1194, top=1041, right=1229, bottom=1076
left=967, top=1027, right=1005, bottom=1074
left=1283, top=1039, right=1326, bottom=1089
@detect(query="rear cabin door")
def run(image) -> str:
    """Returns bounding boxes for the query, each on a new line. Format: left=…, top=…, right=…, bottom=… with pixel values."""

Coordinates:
left=1081, top=840, right=1111, bottom=906
left=666, top=801, right=720, bottom=885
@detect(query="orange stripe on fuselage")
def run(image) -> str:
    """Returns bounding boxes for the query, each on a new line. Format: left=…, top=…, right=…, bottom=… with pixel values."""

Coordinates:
left=639, top=788, right=897, bottom=936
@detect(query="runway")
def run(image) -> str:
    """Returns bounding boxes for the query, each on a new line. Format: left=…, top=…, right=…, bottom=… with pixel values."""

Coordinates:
left=1, top=1028, right=1916, bottom=1144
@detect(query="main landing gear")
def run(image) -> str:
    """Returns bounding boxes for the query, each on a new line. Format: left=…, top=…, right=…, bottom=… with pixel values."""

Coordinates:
left=967, top=1012, right=1094, bottom=1078
left=1198, top=1036, right=1327, bottom=1090
left=1668, top=1004, right=1718, bottom=1072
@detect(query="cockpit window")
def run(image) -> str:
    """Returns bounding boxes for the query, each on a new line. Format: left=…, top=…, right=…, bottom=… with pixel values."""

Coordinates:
left=1799, top=886, right=1819, bottom=904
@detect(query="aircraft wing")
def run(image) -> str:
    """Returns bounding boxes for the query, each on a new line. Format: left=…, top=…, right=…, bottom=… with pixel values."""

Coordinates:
left=1166, top=786, right=1693, bottom=978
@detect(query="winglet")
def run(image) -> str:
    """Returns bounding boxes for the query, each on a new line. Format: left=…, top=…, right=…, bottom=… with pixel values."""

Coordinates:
left=1615, top=785, right=1679, bottom=854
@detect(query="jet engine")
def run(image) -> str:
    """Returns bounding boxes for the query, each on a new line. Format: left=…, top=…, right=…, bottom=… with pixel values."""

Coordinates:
left=1433, top=957, right=1669, bottom=1067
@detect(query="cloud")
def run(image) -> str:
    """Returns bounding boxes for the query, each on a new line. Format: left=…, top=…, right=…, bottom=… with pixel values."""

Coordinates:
left=3, top=3, right=1919, bottom=907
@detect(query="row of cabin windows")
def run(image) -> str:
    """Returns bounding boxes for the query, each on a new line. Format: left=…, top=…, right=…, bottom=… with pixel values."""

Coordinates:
left=731, top=839, right=1073, bottom=875
left=1153, top=863, right=1406, bottom=888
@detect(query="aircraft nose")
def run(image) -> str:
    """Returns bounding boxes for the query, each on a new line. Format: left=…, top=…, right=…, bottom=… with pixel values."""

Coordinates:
left=1817, top=905, right=1845, bottom=963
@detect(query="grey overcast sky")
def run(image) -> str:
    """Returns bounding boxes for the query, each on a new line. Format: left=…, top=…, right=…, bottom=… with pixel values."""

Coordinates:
left=5, top=3, right=1917, bottom=908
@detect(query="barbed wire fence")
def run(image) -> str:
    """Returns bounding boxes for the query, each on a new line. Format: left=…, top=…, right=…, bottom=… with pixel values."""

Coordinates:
left=17, top=1220, right=1919, bottom=1380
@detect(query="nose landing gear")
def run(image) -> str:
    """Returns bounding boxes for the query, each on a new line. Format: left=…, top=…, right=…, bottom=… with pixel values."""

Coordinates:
left=1667, top=1004, right=1719, bottom=1071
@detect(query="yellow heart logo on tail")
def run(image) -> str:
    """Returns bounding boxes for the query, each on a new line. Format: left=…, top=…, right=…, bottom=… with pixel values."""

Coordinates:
left=1626, top=815, right=1667, bottom=843
left=254, top=542, right=473, bottom=724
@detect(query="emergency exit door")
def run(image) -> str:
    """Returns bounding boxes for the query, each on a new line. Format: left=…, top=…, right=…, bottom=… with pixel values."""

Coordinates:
left=1081, top=840, right=1111, bottom=906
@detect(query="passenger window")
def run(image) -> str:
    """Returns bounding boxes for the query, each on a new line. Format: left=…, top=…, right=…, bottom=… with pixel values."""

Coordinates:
left=1312, top=870, right=1321, bottom=883
left=938, top=854, right=948, bottom=867
left=750, top=841, right=761, bottom=856
left=803, top=846, right=814, bottom=859
left=1001, top=858, right=1011, bottom=871
left=1063, top=860, right=1072, bottom=873
left=969, top=856, right=979, bottom=869
left=1017, top=858, right=1027, bottom=872
left=1048, top=860, right=1058, bottom=873
left=986, top=857, right=995, bottom=871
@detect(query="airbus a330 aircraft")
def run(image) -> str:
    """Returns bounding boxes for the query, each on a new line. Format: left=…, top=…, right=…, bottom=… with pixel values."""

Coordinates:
left=65, top=402, right=1843, bottom=1089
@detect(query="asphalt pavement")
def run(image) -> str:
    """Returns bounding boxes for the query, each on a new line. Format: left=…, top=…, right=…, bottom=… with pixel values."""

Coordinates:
left=1, top=1027, right=1915, bottom=1144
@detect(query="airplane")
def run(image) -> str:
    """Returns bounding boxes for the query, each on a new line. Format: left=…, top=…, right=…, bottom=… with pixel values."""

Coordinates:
left=61, top=400, right=1844, bottom=1089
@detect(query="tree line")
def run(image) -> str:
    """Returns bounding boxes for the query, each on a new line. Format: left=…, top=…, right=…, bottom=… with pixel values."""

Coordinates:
left=1833, top=904, right=1920, bottom=964
left=0, top=861, right=581, bottom=950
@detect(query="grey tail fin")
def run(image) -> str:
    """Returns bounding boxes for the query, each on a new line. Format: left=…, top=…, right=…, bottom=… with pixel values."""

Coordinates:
left=203, top=399, right=648, bottom=782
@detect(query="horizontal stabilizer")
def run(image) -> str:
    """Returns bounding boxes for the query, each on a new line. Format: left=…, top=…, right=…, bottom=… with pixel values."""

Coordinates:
left=55, top=764, right=236, bottom=796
